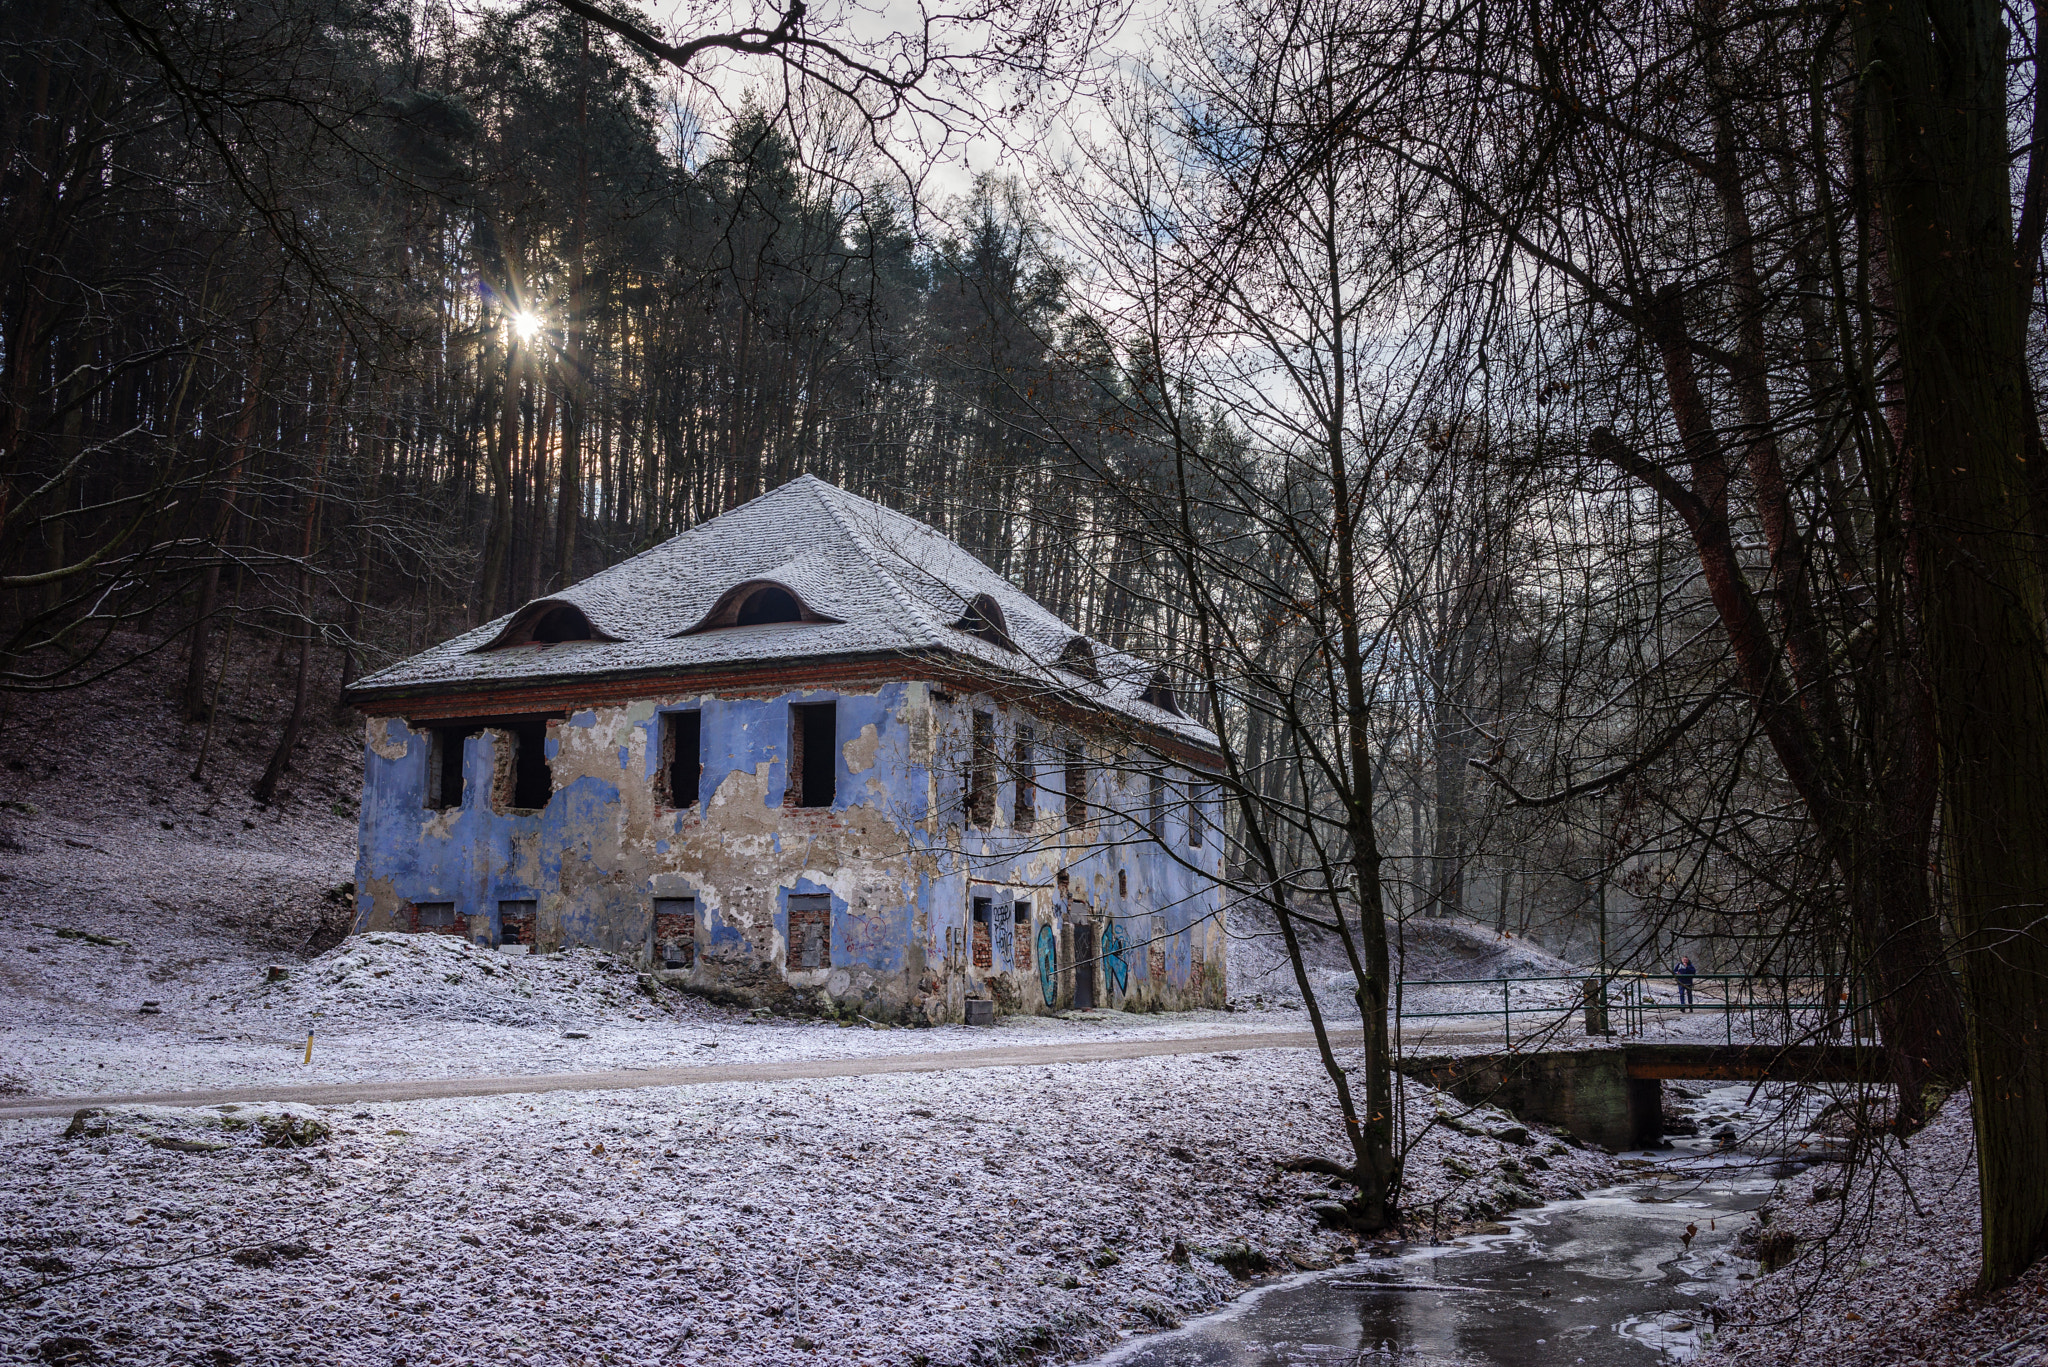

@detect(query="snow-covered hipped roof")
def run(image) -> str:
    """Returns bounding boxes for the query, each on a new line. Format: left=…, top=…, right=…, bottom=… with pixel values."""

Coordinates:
left=350, top=476, right=1216, bottom=750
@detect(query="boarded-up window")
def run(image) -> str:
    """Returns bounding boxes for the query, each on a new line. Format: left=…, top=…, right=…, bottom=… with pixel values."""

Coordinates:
left=787, top=703, right=837, bottom=808
left=661, top=711, right=702, bottom=809
left=1012, top=725, right=1035, bottom=830
left=787, top=893, right=832, bottom=969
left=967, top=711, right=996, bottom=828
left=1013, top=899, right=1032, bottom=971
left=653, top=897, right=697, bottom=969
left=1148, top=916, right=1167, bottom=981
left=1064, top=746, right=1086, bottom=828
left=412, top=901, right=460, bottom=934
left=972, top=896, right=993, bottom=968
left=498, top=900, right=536, bottom=946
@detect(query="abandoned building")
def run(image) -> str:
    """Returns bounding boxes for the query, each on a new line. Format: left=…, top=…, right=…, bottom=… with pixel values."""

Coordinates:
left=345, top=475, right=1227, bottom=1022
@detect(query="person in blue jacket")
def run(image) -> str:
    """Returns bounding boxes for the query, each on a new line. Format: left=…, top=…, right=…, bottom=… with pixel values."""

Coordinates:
left=1673, top=955, right=1698, bottom=1011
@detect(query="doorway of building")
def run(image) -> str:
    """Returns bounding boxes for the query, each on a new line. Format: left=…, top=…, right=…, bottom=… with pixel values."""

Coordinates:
left=1071, top=913, right=1095, bottom=1009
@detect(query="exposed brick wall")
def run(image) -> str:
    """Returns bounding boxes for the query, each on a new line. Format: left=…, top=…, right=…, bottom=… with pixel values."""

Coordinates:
left=788, top=899, right=831, bottom=970
left=654, top=909, right=696, bottom=968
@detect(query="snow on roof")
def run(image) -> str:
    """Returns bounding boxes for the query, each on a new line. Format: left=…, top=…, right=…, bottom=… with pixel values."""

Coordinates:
left=350, top=475, right=1217, bottom=749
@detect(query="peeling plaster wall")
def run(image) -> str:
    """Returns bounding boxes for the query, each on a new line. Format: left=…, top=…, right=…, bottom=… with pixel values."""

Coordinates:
left=355, top=679, right=1226, bottom=1023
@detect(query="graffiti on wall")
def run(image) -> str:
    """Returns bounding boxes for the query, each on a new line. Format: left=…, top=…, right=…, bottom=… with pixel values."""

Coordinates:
left=1100, top=919, right=1130, bottom=994
left=1036, top=924, right=1058, bottom=1006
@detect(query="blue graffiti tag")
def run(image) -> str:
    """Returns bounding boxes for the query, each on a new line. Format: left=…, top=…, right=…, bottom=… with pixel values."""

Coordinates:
left=1036, top=924, right=1058, bottom=1006
left=1100, top=919, right=1130, bottom=994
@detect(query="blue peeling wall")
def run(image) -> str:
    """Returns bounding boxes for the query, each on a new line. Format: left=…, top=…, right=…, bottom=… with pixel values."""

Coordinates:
left=355, top=677, right=1226, bottom=1021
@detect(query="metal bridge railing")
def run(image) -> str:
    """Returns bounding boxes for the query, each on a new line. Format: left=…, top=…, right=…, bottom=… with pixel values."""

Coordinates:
left=1394, top=972, right=1872, bottom=1049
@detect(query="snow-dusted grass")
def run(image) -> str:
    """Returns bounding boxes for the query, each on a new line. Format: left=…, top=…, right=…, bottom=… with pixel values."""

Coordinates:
left=1, top=1047, right=1614, bottom=1367
left=0, top=926, right=1316, bottom=1100
left=1700, top=1090, right=2048, bottom=1367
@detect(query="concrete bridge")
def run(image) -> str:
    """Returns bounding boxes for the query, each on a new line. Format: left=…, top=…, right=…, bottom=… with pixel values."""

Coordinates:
left=1396, top=1043, right=1887, bottom=1151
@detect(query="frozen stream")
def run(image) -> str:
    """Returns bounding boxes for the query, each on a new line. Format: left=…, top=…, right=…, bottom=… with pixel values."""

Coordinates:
left=1090, top=1083, right=1815, bottom=1367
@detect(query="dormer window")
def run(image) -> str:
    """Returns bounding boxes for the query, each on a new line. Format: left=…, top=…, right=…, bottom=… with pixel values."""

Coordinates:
left=739, top=586, right=803, bottom=625
left=1141, top=668, right=1185, bottom=716
left=951, top=593, right=1017, bottom=652
left=681, top=579, right=841, bottom=634
left=475, top=599, right=616, bottom=650
left=1058, top=636, right=1100, bottom=683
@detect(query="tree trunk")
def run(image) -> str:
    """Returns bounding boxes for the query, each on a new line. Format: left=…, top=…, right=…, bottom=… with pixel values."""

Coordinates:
left=1853, top=0, right=2048, bottom=1288
left=255, top=339, right=345, bottom=804
left=183, top=317, right=267, bottom=719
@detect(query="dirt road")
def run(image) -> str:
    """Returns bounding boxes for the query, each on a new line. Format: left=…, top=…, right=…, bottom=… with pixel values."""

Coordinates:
left=0, top=1026, right=1373, bottom=1121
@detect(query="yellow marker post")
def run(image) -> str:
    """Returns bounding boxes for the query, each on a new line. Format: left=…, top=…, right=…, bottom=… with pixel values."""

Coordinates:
left=303, top=1030, right=314, bottom=1065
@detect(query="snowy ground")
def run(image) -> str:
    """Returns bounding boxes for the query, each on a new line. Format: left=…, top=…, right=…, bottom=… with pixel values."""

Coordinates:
left=0, top=1045, right=1616, bottom=1367
left=1699, top=1089, right=2048, bottom=1367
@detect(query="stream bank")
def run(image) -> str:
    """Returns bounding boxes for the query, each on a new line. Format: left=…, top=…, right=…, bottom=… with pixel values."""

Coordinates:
left=1084, top=1082, right=1824, bottom=1366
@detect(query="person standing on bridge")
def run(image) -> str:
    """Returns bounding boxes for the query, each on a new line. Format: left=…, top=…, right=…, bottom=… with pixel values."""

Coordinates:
left=1673, top=955, right=1697, bottom=1012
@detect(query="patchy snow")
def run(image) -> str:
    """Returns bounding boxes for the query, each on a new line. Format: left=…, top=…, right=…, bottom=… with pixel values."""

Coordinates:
left=1699, top=1089, right=2048, bottom=1367
left=0, top=1047, right=1614, bottom=1367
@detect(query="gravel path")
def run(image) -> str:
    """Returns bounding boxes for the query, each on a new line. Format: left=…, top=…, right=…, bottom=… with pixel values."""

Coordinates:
left=0, top=1028, right=1369, bottom=1119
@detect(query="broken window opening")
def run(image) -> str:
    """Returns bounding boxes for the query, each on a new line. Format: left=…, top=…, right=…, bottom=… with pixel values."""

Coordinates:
left=498, top=900, right=536, bottom=946
left=787, top=893, right=832, bottom=970
left=508, top=719, right=552, bottom=810
left=661, top=710, right=703, bottom=809
left=1190, top=781, right=1212, bottom=848
left=1012, top=724, right=1036, bottom=830
left=968, top=711, right=996, bottom=828
left=787, top=702, right=838, bottom=808
left=1119, top=868, right=1129, bottom=898
left=1146, top=764, right=1165, bottom=839
left=653, top=896, right=697, bottom=969
left=426, top=726, right=480, bottom=810
left=412, top=901, right=459, bottom=934
left=972, top=897, right=994, bottom=969
left=1064, top=746, right=1087, bottom=828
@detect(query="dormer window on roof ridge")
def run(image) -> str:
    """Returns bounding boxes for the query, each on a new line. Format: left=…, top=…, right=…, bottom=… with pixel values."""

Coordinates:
left=951, top=593, right=1018, bottom=653
left=1141, top=667, right=1186, bottom=716
left=1058, top=636, right=1101, bottom=683
left=476, top=599, right=617, bottom=650
left=681, top=579, right=842, bottom=635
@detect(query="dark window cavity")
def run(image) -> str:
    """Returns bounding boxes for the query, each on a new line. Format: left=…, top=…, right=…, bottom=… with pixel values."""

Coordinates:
left=1190, top=781, right=1212, bottom=848
left=661, top=710, right=702, bottom=808
left=972, top=896, right=994, bottom=968
left=1119, top=868, right=1129, bottom=898
left=498, top=899, right=536, bottom=945
left=968, top=711, right=996, bottom=828
left=413, top=901, right=459, bottom=933
left=427, top=726, right=479, bottom=810
left=509, top=719, right=552, bottom=810
left=653, top=896, right=697, bottom=969
left=788, top=702, right=837, bottom=808
left=1147, top=764, right=1165, bottom=838
left=788, top=893, right=832, bottom=969
left=738, top=585, right=804, bottom=625
left=1065, top=746, right=1087, bottom=828
left=1012, top=724, right=1036, bottom=830
left=528, top=603, right=596, bottom=642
